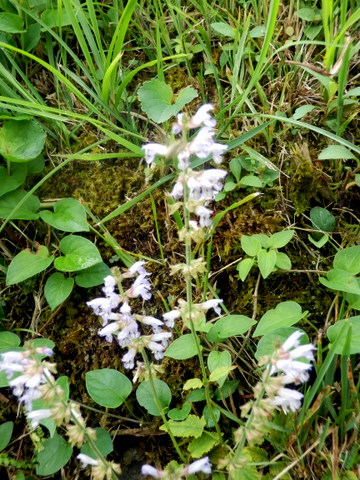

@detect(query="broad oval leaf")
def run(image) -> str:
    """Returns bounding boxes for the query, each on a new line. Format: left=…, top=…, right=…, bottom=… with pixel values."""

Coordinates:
left=318, top=145, right=355, bottom=160
left=6, top=245, right=54, bottom=285
left=136, top=379, right=171, bottom=416
left=207, top=350, right=232, bottom=387
left=268, top=230, right=295, bottom=249
left=253, top=301, right=306, bottom=337
left=237, top=257, right=254, bottom=281
left=40, top=198, right=89, bottom=232
left=257, top=248, right=277, bottom=279
left=0, top=164, right=27, bottom=197
left=44, top=273, right=74, bottom=310
left=319, top=269, right=360, bottom=295
left=207, top=315, right=256, bottom=342
left=165, top=334, right=198, bottom=360
left=0, top=12, right=24, bottom=33
left=36, top=433, right=72, bottom=476
left=255, top=327, right=308, bottom=360
left=0, top=190, right=40, bottom=220
left=80, top=427, right=113, bottom=459
left=333, top=245, right=360, bottom=276
left=327, top=316, right=360, bottom=354
left=0, top=119, right=46, bottom=162
left=0, top=331, right=20, bottom=349
left=54, top=235, right=102, bottom=272
left=86, top=369, right=132, bottom=408
left=75, top=262, right=112, bottom=288
left=0, top=421, right=13, bottom=451
left=241, top=235, right=261, bottom=257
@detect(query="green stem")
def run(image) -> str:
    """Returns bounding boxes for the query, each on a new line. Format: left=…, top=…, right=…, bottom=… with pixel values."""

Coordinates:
left=141, top=349, right=186, bottom=462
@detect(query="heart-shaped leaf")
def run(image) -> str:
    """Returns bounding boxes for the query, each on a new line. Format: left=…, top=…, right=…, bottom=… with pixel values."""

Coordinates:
left=44, top=273, right=74, bottom=310
left=138, top=79, right=198, bottom=123
left=0, top=119, right=46, bottom=163
left=0, top=164, right=27, bottom=197
left=6, top=245, right=54, bottom=285
left=40, top=198, right=89, bottom=232
left=136, top=379, right=172, bottom=416
left=54, top=235, right=102, bottom=272
left=0, top=190, right=40, bottom=220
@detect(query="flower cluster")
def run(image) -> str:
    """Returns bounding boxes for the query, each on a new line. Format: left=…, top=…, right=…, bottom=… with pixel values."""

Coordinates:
left=142, top=104, right=227, bottom=233
left=142, top=456, right=212, bottom=479
left=87, top=262, right=173, bottom=372
left=239, top=331, right=315, bottom=445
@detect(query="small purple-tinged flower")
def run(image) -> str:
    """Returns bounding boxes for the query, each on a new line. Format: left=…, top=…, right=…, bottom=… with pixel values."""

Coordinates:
left=142, top=143, right=169, bottom=166
left=77, top=453, right=99, bottom=468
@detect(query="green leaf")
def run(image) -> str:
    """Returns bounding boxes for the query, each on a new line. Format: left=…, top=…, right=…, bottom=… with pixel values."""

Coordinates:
left=257, top=248, right=277, bottom=278
left=211, top=22, right=235, bottom=38
left=240, top=175, right=263, bottom=187
left=0, top=421, right=13, bottom=451
left=295, top=7, right=316, bottom=21
left=0, top=119, right=45, bottom=163
left=165, top=334, right=198, bottom=360
left=75, top=262, right=112, bottom=288
left=310, top=207, right=336, bottom=235
left=327, top=317, right=360, bottom=354
left=168, top=401, right=191, bottom=421
left=268, top=230, right=295, bottom=249
left=188, top=431, right=218, bottom=458
left=23, top=22, right=41, bottom=51
left=333, top=245, right=360, bottom=275
left=208, top=351, right=232, bottom=387
left=253, top=301, right=306, bottom=337
left=183, top=378, right=204, bottom=390
left=0, top=13, right=24, bottom=33
left=292, top=105, right=316, bottom=120
left=249, top=25, right=266, bottom=38
left=255, top=327, right=308, bottom=360
left=44, top=273, right=74, bottom=310
left=319, top=269, right=360, bottom=295
left=0, top=190, right=40, bottom=220
left=41, top=8, right=72, bottom=28
left=318, top=145, right=356, bottom=160
left=214, top=380, right=240, bottom=400
left=6, top=245, right=54, bottom=285
left=36, top=433, right=72, bottom=476
left=54, top=235, right=102, bottom=272
left=138, top=79, right=198, bottom=123
left=0, top=164, right=27, bottom=197
left=0, top=331, right=20, bottom=349
left=241, top=235, right=262, bottom=257
left=159, top=415, right=205, bottom=438
left=252, top=233, right=270, bottom=249
left=275, top=252, right=292, bottom=270
left=237, top=258, right=254, bottom=281
left=203, top=404, right=220, bottom=428
left=86, top=369, right=132, bottom=408
left=207, top=315, right=256, bottom=342
left=80, top=428, right=113, bottom=459
left=308, top=233, right=329, bottom=248
left=136, top=379, right=172, bottom=416
left=40, top=198, right=89, bottom=232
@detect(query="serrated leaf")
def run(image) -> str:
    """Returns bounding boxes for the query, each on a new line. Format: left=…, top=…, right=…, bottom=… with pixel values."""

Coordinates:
left=86, top=369, right=132, bottom=408
left=165, top=334, right=198, bottom=359
left=138, top=79, right=198, bottom=123
left=6, top=245, right=54, bottom=285
left=253, top=301, right=306, bottom=337
left=318, top=145, right=355, bottom=160
left=54, top=235, right=102, bottom=272
left=36, top=433, right=72, bottom=476
left=241, top=235, right=262, bottom=257
left=183, top=378, right=203, bottom=390
left=136, top=379, right=171, bottom=416
left=207, top=315, right=256, bottom=342
left=40, top=198, right=89, bottom=232
left=0, top=119, right=45, bottom=162
left=257, top=248, right=277, bottom=278
left=44, top=273, right=74, bottom=310
left=237, top=258, right=255, bottom=281
left=159, top=415, right=205, bottom=438
left=0, top=190, right=40, bottom=220
left=188, top=431, right=218, bottom=458
left=208, top=350, right=232, bottom=387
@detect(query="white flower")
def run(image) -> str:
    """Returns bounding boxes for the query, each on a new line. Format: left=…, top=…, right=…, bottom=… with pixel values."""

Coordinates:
left=122, top=348, right=137, bottom=370
left=189, top=126, right=227, bottom=163
left=187, top=456, right=212, bottom=474
left=116, top=321, right=140, bottom=347
left=282, top=330, right=303, bottom=351
left=188, top=104, right=217, bottom=129
left=142, top=143, right=168, bottom=165
left=141, top=464, right=166, bottom=478
left=27, top=408, right=52, bottom=428
left=177, top=149, right=191, bottom=170
left=77, top=453, right=99, bottom=468
left=141, top=316, right=163, bottom=332
left=272, top=387, right=304, bottom=413
left=162, top=309, right=181, bottom=328
left=127, top=260, right=149, bottom=277
left=195, top=205, right=213, bottom=227
left=126, top=274, right=152, bottom=301
left=186, top=169, right=227, bottom=201
left=201, top=298, right=223, bottom=315
left=98, top=322, right=120, bottom=343
left=102, top=275, right=117, bottom=296
left=86, top=296, right=119, bottom=325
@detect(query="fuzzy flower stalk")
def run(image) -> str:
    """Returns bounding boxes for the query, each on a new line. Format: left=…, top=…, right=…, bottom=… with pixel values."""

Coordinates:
left=227, top=331, right=316, bottom=476
left=141, top=456, right=212, bottom=479
left=0, top=343, right=120, bottom=480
